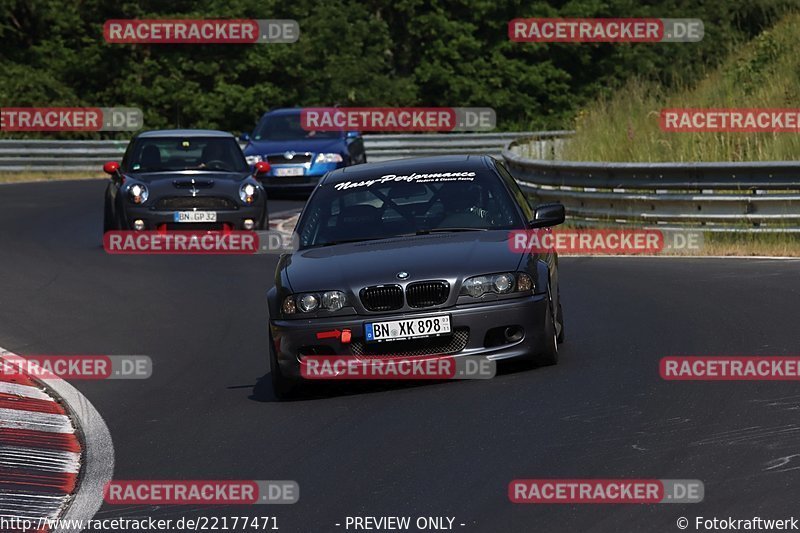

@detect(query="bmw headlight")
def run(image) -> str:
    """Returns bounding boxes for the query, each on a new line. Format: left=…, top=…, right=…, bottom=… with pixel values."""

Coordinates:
left=245, top=154, right=263, bottom=165
left=460, top=273, right=534, bottom=298
left=239, top=182, right=258, bottom=204
left=298, top=294, right=319, bottom=313
left=282, top=291, right=348, bottom=315
left=321, top=291, right=346, bottom=311
left=314, top=153, right=344, bottom=164
left=127, top=183, right=149, bottom=204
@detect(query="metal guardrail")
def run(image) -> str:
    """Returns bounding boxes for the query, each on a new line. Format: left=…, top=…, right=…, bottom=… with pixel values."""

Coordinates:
left=503, top=134, right=800, bottom=232
left=3, top=132, right=798, bottom=232
left=0, top=133, right=553, bottom=171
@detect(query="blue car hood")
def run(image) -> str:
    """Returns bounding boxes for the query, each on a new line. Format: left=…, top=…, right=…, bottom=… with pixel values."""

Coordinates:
left=244, top=138, right=344, bottom=155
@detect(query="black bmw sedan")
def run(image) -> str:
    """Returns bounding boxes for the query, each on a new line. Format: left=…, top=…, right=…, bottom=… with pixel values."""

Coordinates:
left=103, top=130, right=268, bottom=232
left=267, top=155, right=566, bottom=398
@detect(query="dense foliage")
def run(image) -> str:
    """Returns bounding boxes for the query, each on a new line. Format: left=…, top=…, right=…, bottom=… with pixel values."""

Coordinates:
left=0, top=0, right=795, bottom=136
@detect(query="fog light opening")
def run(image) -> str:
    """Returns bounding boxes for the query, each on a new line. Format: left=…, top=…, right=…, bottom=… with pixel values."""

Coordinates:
left=133, top=219, right=145, bottom=231
left=504, top=326, right=523, bottom=343
left=243, top=219, right=255, bottom=230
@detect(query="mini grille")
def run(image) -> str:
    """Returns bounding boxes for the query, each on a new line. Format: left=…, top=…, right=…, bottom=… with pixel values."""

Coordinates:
left=156, top=197, right=236, bottom=210
left=406, top=281, right=450, bottom=308
left=360, top=285, right=404, bottom=311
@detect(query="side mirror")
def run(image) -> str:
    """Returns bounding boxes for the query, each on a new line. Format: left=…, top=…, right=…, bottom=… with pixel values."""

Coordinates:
left=103, top=161, right=121, bottom=177
left=239, top=133, right=250, bottom=143
left=530, top=203, right=565, bottom=228
left=254, top=161, right=271, bottom=177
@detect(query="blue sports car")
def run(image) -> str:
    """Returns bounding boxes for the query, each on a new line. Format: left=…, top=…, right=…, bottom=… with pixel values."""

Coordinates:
left=241, top=108, right=367, bottom=193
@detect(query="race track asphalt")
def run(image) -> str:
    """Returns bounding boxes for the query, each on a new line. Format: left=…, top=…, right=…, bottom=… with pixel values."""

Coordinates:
left=1, top=179, right=799, bottom=532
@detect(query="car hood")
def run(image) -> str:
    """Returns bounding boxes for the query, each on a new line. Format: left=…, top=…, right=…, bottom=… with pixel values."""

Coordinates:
left=282, top=231, right=526, bottom=293
left=124, top=170, right=251, bottom=183
left=244, top=138, right=344, bottom=155
left=123, top=171, right=251, bottom=195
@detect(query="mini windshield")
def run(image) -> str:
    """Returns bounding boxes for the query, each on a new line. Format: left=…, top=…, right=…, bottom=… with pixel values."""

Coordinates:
left=125, top=137, right=249, bottom=173
left=297, top=170, right=525, bottom=248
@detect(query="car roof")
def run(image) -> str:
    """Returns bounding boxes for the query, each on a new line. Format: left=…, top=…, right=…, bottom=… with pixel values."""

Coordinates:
left=135, top=129, right=235, bottom=139
left=321, top=155, right=495, bottom=185
left=263, top=108, right=302, bottom=117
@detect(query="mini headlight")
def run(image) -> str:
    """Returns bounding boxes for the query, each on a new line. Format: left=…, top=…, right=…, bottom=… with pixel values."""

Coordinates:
left=298, top=294, right=319, bottom=313
left=322, top=291, right=346, bottom=311
left=245, top=155, right=263, bottom=165
left=239, top=182, right=258, bottom=204
left=282, top=296, right=296, bottom=315
left=128, top=183, right=149, bottom=204
left=314, top=153, right=344, bottom=164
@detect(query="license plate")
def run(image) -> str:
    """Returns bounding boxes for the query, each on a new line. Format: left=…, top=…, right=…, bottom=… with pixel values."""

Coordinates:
left=274, top=167, right=304, bottom=177
left=365, top=315, right=451, bottom=343
left=173, top=211, right=217, bottom=223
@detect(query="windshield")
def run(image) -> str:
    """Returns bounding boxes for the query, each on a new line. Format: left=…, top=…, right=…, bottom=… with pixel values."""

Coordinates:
left=253, top=113, right=342, bottom=141
left=297, top=169, right=525, bottom=247
left=125, top=137, right=249, bottom=173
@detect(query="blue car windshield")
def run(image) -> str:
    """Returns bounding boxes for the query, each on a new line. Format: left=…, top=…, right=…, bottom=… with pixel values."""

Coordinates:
left=253, top=113, right=342, bottom=141
left=297, top=170, right=525, bottom=248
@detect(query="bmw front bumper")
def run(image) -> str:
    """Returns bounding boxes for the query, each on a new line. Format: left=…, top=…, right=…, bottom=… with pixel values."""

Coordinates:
left=270, top=293, right=550, bottom=379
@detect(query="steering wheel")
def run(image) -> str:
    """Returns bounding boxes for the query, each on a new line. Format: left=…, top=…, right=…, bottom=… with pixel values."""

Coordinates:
left=203, top=159, right=228, bottom=169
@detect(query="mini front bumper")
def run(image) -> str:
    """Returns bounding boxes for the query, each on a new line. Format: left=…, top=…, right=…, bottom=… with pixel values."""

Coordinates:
left=270, top=293, right=549, bottom=379
left=120, top=204, right=266, bottom=230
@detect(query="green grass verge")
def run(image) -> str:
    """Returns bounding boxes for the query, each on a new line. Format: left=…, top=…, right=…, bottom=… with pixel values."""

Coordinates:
left=558, top=12, right=800, bottom=162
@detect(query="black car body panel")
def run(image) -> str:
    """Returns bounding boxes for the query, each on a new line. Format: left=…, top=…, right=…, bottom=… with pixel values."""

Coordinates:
left=104, top=130, right=268, bottom=231
left=267, top=155, right=564, bottom=390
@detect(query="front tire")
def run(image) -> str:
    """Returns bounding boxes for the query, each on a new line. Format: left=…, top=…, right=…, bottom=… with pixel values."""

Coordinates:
left=269, top=330, right=301, bottom=399
left=533, top=286, right=559, bottom=366
left=103, top=201, right=116, bottom=233
left=556, top=297, right=565, bottom=344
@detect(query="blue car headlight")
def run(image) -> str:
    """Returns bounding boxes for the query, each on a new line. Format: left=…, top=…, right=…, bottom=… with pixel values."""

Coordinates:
left=245, top=154, right=263, bottom=165
left=314, top=153, right=343, bottom=164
